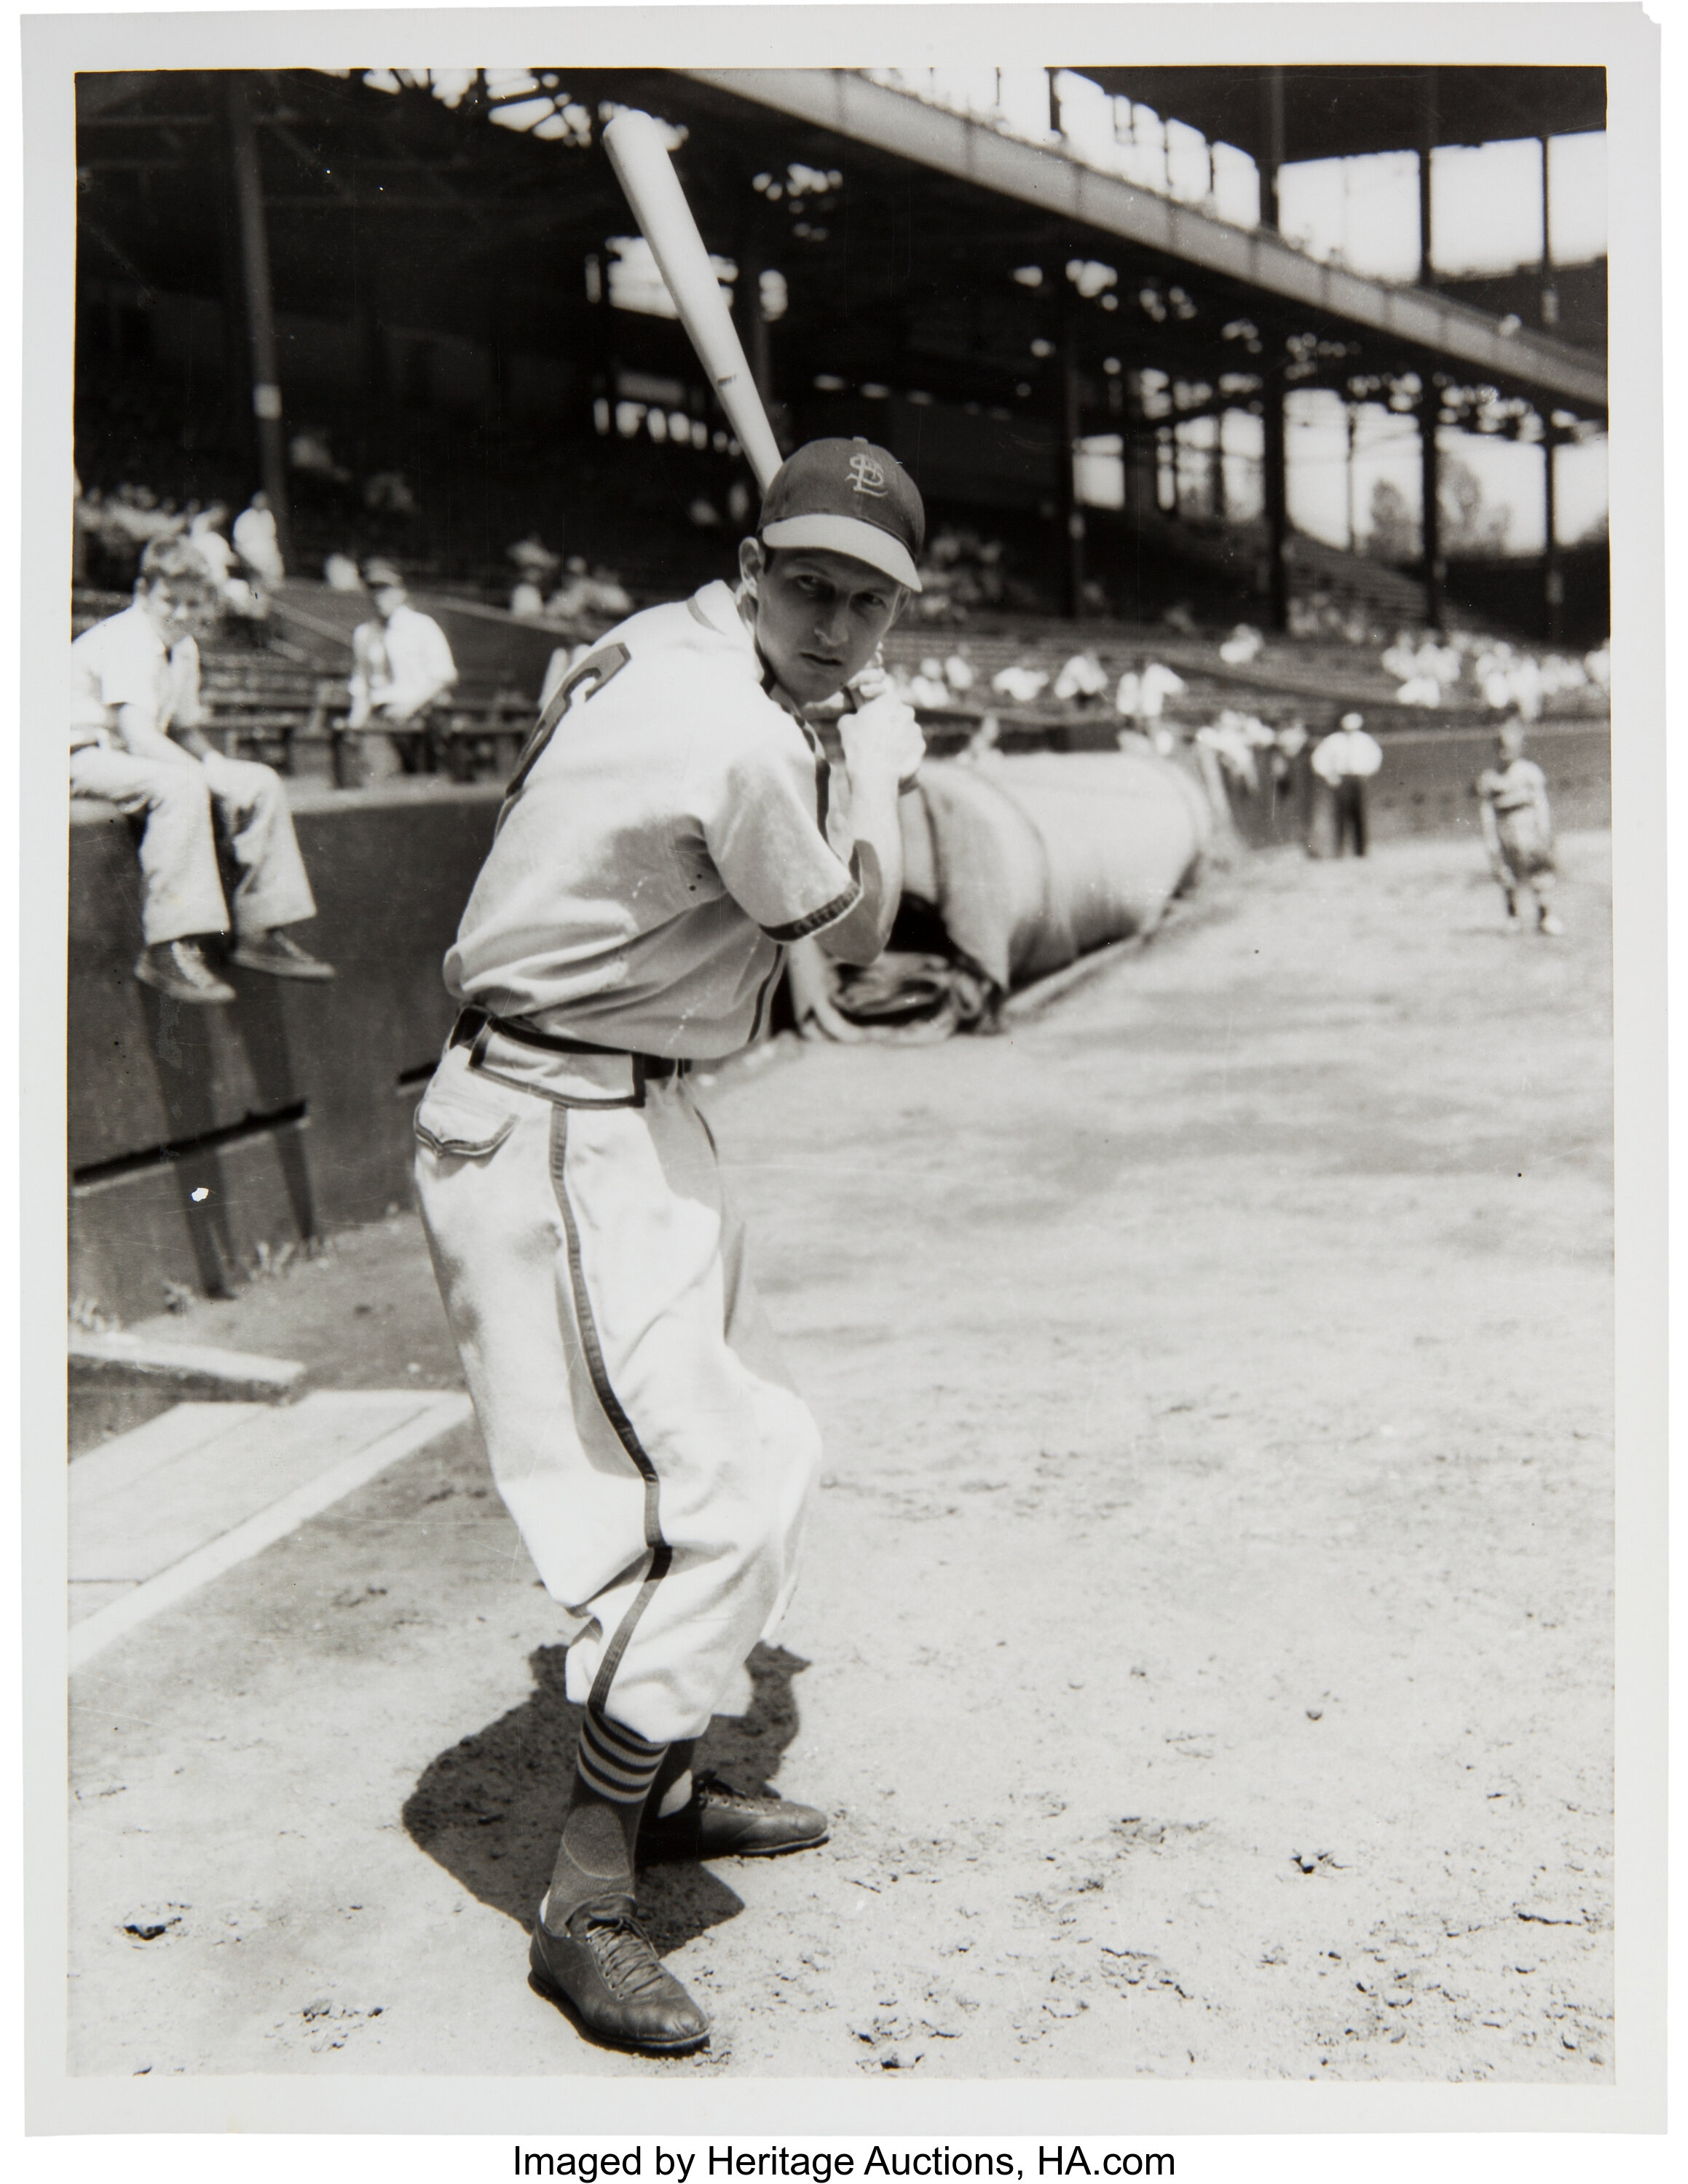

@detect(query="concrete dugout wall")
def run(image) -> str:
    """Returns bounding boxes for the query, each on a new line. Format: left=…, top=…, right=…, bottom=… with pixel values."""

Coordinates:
left=68, top=725, right=1611, bottom=1324
left=1216, top=720, right=1611, bottom=852
left=70, top=782, right=499, bottom=1324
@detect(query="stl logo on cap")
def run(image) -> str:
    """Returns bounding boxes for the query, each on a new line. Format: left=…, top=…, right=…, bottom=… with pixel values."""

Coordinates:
left=759, top=436, right=926, bottom=591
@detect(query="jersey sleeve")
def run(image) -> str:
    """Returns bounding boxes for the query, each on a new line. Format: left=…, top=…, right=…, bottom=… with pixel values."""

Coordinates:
left=88, top=617, right=167, bottom=721
left=692, top=713, right=862, bottom=941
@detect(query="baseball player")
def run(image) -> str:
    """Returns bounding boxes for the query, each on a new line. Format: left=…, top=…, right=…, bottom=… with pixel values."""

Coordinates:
left=70, top=536, right=334, bottom=1002
left=1476, top=720, right=1563, bottom=935
left=414, top=438, right=926, bottom=2056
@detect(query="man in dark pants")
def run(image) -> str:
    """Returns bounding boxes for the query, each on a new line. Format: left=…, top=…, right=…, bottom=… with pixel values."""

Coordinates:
left=1311, top=710, right=1384, bottom=857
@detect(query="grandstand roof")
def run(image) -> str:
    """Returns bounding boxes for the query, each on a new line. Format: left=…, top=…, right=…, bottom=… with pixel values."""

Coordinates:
left=74, top=64, right=1606, bottom=435
left=1070, top=66, right=1606, bottom=167
left=685, top=69, right=1605, bottom=416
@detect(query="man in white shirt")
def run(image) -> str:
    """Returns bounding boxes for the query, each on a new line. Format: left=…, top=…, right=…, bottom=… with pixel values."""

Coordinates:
left=1115, top=658, right=1186, bottom=729
left=415, top=438, right=926, bottom=2057
left=1310, top=709, right=1384, bottom=857
left=344, top=561, right=459, bottom=786
left=186, top=505, right=235, bottom=587
left=231, top=492, right=285, bottom=588
left=71, top=538, right=334, bottom=1002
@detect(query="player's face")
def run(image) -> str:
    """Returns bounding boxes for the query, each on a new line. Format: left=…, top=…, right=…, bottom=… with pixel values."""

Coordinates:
left=748, top=545, right=902, bottom=706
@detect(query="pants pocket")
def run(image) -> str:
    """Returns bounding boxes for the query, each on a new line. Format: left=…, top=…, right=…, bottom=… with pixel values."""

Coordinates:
left=414, top=1074, right=520, bottom=1159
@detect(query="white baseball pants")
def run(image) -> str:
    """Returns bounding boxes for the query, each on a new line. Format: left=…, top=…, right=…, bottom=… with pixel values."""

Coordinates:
left=414, top=1032, right=821, bottom=1746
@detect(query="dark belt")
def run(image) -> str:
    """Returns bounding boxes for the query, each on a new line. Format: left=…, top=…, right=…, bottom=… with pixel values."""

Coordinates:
left=450, top=1005, right=689, bottom=1080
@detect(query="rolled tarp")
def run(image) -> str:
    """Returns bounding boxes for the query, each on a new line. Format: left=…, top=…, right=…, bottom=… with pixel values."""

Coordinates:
left=790, top=741, right=1213, bottom=1038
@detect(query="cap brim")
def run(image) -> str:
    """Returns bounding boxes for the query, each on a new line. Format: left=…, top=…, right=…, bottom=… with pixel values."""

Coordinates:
left=760, top=514, right=922, bottom=593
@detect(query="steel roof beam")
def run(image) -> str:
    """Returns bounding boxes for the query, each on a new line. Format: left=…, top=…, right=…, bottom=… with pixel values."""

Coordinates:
left=682, top=67, right=1606, bottom=416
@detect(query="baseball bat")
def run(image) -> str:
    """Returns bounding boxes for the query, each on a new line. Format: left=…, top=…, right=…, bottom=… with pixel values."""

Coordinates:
left=602, top=108, right=785, bottom=491
left=602, top=107, right=910, bottom=772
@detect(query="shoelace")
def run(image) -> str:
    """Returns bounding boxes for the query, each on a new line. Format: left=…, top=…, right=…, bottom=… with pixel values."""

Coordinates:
left=690, top=1770, right=767, bottom=1812
left=581, top=1910, right=675, bottom=2000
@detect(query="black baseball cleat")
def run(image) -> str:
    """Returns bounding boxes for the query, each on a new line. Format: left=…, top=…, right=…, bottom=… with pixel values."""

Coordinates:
left=638, top=1770, right=829, bottom=1863
left=528, top=1895, right=710, bottom=2056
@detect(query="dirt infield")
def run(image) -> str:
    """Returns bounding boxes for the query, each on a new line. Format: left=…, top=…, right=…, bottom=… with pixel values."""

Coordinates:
left=70, top=830, right=1613, bottom=2084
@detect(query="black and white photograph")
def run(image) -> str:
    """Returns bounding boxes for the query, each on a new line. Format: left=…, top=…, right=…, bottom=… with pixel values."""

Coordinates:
left=21, top=0, right=1668, bottom=2143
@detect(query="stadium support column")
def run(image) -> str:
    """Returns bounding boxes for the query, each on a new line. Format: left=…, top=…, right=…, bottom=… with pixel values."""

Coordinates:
left=1417, top=68, right=1438, bottom=288
left=1542, top=426, right=1563, bottom=644
left=224, top=76, right=291, bottom=567
left=1419, top=384, right=1444, bottom=631
left=1261, top=378, right=1290, bottom=632
left=1539, top=138, right=1560, bottom=330
left=1257, top=68, right=1285, bottom=232
left=1060, top=337, right=1085, bottom=619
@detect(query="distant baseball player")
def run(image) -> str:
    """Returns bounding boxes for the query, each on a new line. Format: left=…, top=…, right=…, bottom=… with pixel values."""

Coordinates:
left=70, top=537, right=334, bottom=1002
left=1311, top=709, right=1383, bottom=858
left=1476, top=720, right=1563, bottom=935
left=414, top=439, right=926, bottom=2057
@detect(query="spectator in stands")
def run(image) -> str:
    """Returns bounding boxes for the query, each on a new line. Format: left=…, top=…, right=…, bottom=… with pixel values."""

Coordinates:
left=508, top=534, right=561, bottom=614
left=187, top=504, right=236, bottom=590
left=1115, top=659, right=1186, bottom=730
left=289, top=425, right=353, bottom=487
left=1310, top=710, right=1384, bottom=858
left=363, top=470, right=419, bottom=518
left=546, top=558, right=634, bottom=624
left=345, top=559, right=459, bottom=786
left=69, top=537, right=334, bottom=1003
left=1054, top=652, right=1109, bottom=704
left=232, top=491, right=285, bottom=595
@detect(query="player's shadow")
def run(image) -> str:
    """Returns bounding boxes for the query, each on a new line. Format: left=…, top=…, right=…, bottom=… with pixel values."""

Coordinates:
left=402, top=1639, right=814, bottom=1953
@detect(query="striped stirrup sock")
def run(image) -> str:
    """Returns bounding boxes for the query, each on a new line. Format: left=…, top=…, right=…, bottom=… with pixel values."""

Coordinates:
left=577, top=1709, right=668, bottom=1804
left=542, top=1710, right=670, bottom=1934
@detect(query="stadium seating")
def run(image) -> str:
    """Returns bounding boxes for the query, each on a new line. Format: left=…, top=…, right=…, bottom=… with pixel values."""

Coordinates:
left=194, top=654, right=535, bottom=783
left=72, top=576, right=1606, bottom=791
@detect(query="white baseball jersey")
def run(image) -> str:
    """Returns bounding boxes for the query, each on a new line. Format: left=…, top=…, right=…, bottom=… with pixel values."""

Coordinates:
left=1479, top=756, right=1549, bottom=815
left=445, top=579, right=861, bottom=1059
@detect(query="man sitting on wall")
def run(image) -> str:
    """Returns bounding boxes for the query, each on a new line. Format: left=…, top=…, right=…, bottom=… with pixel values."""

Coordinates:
left=70, top=537, right=335, bottom=1004
left=344, top=559, right=459, bottom=785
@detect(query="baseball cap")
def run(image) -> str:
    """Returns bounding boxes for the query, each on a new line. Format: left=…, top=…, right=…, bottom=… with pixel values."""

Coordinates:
left=759, top=438, right=924, bottom=593
left=363, top=558, right=406, bottom=590
left=1339, top=711, right=1364, bottom=730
